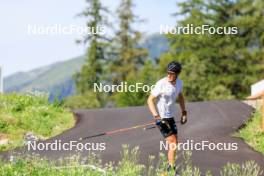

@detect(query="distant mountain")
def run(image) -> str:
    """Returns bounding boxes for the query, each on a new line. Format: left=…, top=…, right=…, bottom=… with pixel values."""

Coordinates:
left=4, top=34, right=169, bottom=100
left=140, top=34, right=169, bottom=60
left=4, top=56, right=86, bottom=100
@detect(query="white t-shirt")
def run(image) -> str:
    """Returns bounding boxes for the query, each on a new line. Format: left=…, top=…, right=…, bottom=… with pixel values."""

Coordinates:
left=151, top=77, right=183, bottom=119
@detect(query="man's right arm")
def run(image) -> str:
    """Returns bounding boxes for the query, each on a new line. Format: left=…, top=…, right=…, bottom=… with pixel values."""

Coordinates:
left=147, top=94, right=160, bottom=119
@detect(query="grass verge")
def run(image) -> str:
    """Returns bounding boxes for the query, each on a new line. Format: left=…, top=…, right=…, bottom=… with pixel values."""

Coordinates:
left=0, top=93, right=75, bottom=151
left=237, top=107, right=264, bottom=154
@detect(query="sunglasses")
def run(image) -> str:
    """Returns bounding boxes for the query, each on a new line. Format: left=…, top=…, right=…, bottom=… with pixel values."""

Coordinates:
left=167, top=71, right=180, bottom=75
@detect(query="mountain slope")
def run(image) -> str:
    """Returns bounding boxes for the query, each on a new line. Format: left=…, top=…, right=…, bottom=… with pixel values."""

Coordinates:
left=4, top=56, right=86, bottom=99
left=4, top=34, right=168, bottom=99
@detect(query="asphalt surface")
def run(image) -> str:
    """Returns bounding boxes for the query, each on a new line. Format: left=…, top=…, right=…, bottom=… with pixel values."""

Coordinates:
left=0, top=100, right=264, bottom=175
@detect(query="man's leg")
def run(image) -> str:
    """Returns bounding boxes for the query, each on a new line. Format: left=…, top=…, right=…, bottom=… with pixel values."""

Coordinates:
left=166, top=134, right=178, bottom=167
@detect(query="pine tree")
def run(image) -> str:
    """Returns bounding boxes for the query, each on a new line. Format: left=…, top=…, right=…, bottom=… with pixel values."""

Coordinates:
left=106, top=0, right=149, bottom=107
left=74, top=0, right=109, bottom=107
left=160, top=0, right=264, bottom=101
left=109, top=0, right=148, bottom=84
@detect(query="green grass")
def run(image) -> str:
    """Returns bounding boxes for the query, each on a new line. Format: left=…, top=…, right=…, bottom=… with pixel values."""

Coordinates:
left=237, top=107, right=264, bottom=154
left=0, top=146, right=262, bottom=176
left=0, top=93, right=75, bottom=151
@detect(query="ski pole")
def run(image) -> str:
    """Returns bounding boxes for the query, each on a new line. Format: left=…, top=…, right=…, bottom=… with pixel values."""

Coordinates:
left=79, top=121, right=155, bottom=140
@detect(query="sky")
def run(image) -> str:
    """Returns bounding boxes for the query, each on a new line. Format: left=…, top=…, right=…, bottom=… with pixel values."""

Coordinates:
left=0, top=0, right=179, bottom=77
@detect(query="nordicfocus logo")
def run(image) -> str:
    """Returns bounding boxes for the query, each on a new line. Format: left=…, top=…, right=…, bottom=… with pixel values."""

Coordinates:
left=160, top=24, right=238, bottom=35
left=160, top=140, right=238, bottom=151
left=27, top=140, right=106, bottom=151
left=94, top=82, right=155, bottom=93
left=26, top=24, right=106, bottom=36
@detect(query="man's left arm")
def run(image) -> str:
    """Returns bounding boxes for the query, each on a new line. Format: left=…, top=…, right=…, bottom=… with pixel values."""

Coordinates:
left=178, top=93, right=187, bottom=124
left=178, top=93, right=186, bottom=112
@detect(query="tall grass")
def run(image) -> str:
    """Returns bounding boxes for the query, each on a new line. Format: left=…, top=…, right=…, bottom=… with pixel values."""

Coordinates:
left=0, top=146, right=262, bottom=176
left=0, top=93, right=75, bottom=151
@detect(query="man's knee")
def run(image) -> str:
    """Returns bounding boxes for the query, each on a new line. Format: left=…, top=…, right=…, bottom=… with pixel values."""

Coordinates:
left=166, top=135, right=178, bottom=144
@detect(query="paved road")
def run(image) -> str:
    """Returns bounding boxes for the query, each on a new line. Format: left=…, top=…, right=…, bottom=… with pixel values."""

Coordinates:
left=1, top=100, right=264, bottom=175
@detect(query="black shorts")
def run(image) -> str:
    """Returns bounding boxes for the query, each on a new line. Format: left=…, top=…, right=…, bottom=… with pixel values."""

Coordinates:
left=156, top=117, right=177, bottom=138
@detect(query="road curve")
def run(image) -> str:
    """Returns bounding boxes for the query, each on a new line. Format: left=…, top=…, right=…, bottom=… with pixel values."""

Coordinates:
left=0, top=100, right=264, bottom=175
